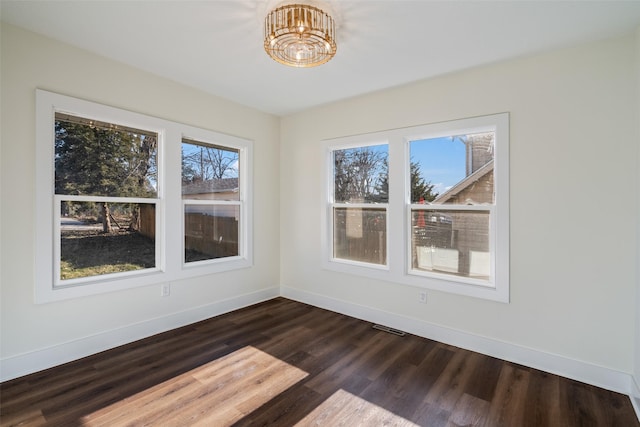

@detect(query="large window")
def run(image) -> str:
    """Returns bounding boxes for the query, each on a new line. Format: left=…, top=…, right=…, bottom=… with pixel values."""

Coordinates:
left=323, top=114, right=509, bottom=302
left=36, top=90, right=253, bottom=303
left=54, top=114, right=160, bottom=284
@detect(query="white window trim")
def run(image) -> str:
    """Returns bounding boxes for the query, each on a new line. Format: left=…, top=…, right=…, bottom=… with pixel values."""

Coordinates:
left=35, top=90, right=253, bottom=303
left=53, top=195, right=163, bottom=288
left=324, top=139, right=390, bottom=272
left=180, top=130, right=249, bottom=269
left=321, top=113, right=509, bottom=302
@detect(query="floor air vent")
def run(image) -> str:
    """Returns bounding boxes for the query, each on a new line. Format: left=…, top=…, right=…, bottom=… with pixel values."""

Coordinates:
left=372, top=324, right=406, bottom=336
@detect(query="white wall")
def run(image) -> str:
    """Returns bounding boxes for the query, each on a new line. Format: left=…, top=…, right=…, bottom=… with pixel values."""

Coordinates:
left=0, top=24, right=281, bottom=380
left=281, top=33, right=638, bottom=389
left=634, top=26, right=640, bottom=414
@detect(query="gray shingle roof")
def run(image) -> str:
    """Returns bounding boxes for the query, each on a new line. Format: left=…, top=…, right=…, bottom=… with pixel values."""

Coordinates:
left=182, top=178, right=238, bottom=195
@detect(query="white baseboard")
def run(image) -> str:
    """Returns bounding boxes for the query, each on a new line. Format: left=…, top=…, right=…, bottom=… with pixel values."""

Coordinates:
left=281, top=286, right=633, bottom=396
left=631, top=377, right=640, bottom=421
left=0, top=287, right=279, bottom=382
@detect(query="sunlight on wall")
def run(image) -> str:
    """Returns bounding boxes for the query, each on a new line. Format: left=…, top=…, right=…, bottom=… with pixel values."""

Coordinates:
left=80, top=346, right=308, bottom=426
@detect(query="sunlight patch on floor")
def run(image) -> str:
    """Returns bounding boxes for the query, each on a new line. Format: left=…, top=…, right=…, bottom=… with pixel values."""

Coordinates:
left=296, top=389, right=420, bottom=426
left=81, top=346, right=308, bottom=426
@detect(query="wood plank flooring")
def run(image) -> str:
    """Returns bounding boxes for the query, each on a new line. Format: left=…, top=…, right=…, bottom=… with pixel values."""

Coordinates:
left=1, top=297, right=638, bottom=426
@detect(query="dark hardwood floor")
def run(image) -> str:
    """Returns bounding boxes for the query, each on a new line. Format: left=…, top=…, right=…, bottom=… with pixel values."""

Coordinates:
left=1, top=297, right=638, bottom=426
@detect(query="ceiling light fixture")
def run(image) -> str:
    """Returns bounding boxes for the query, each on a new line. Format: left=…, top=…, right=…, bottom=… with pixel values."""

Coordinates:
left=264, top=3, right=337, bottom=68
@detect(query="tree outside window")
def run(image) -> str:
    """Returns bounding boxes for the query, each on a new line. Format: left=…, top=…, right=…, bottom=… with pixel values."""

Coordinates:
left=54, top=114, right=158, bottom=280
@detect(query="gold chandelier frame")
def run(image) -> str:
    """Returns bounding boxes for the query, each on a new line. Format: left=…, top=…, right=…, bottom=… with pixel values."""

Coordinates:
left=264, top=3, right=337, bottom=68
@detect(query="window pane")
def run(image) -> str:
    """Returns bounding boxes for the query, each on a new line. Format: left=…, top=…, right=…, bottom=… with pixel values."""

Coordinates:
left=60, top=201, right=156, bottom=280
left=184, top=204, right=240, bottom=263
left=410, top=132, right=494, bottom=204
left=333, top=207, right=386, bottom=265
left=411, top=209, right=490, bottom=280
left=182, top=139, right=240, bottom=201
left=55, top=113, right=158, bottom=198
left=333, top=145, right=388, bottom=203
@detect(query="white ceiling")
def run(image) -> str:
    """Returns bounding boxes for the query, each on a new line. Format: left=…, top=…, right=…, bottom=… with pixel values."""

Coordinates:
left=3, top=0, right=640, bottom=116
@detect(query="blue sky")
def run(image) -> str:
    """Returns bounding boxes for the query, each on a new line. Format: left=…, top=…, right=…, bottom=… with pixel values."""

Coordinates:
left=181, top=141, right=239, bottom=179
left=410, top=136, right=465, bottom=196
left=337, top=138, right=466, bottom=199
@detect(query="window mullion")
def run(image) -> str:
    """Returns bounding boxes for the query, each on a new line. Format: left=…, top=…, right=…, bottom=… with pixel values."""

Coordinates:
left=387, top=135, right=405, bottom=276
left=410, top=204, right=494, bottom=212
left=163, top=126, right=182, bottom=277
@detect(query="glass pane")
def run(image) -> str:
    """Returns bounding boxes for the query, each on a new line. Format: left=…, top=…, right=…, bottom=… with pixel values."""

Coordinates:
left=410, top=132, right=494, bottom=204
left=333, top=144, right=388, bottom=203
left=182, top=139, right=240, bottom=201
left=55, top=113, right=158, bottom=197
left=185, top=204, right=240, bottom=263
left=411, top=209, right=490, bottom=280
left=333, top=207, right=386, bottom=265
left=60, top=201, right=156, bottom=280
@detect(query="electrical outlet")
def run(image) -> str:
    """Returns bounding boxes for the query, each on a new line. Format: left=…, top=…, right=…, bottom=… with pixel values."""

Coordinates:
left=161, top=283, right=171, bottom=297
left=418, top=291, right=427, bottom=304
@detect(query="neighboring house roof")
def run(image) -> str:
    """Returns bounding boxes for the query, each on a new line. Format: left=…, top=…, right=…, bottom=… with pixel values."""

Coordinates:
left=182, top=178, right=238, bottom=195
left=432, top=160, right=493, bottom=205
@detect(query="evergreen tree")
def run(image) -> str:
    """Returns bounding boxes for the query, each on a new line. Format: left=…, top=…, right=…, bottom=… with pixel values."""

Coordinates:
left=373, top=158, right=439, bottom=203
left=55, top=119, right=157, bottom=233
left=410, top=161, right=438, bottom=203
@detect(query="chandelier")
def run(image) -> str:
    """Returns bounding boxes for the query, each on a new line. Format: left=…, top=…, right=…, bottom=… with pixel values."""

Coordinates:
left=264, top=3, right=337, bottom=68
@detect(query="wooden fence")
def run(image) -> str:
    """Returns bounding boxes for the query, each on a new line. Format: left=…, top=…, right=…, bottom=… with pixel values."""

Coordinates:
left=135, top=204, right=156, bottom=239
left=134, top=205, right=238, bottom=259
left=184, top=213, right=238, bottom=259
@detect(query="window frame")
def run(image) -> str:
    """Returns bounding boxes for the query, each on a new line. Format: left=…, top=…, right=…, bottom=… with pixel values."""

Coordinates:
left=324, top=137, right=390, bottom=271
left=35, top=90, right=253, bottom=303
left=180, top=134, right=247, bottom=268
left=322, top=113, right=509, bottom=302
left=329, top=140, right=390, bottom=269
left=54, top=196, right=163, bottom=286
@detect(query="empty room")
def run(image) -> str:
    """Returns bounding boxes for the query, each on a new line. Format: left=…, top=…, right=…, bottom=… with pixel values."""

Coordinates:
left=1, top=1, right=640, bottom=425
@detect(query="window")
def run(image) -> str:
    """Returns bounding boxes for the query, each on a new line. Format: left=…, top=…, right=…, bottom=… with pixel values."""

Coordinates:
left=54, top=114, right=160, bottom=284
left=331, top=144, right=388, bottom=266
left=323, top=114, right=509, bottom=302
left=36, top=90, right=253, bottom=303
left=409, top=131, right=494, bottom=283
left=181, top=139, right=241, bottom=264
